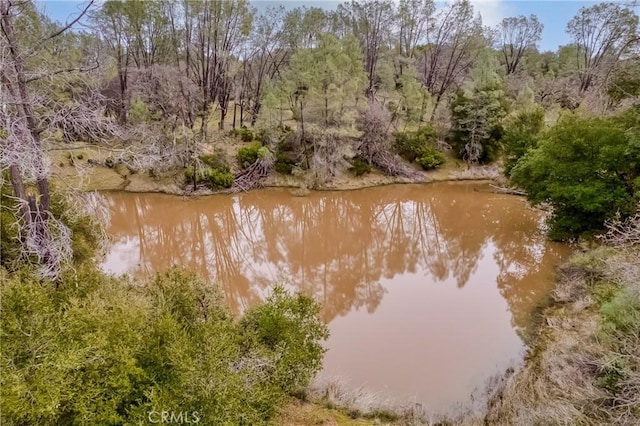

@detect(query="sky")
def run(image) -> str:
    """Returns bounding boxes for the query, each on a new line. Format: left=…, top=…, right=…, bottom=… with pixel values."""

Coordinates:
left=37, top=0, right=640, bottom=53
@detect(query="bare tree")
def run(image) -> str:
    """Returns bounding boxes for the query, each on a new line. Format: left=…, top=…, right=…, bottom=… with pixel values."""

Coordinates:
left=356, top=101, right=418, bottom=178
left=1, top=0, right=100, bottom=278
left=396, top=0, right=435, bottom=60
left=566, top=2, right=639, bottom=92
left=417, top=0, right=483, bottom=121
left=185, top=0, right=253, bottom=134
left=243, top=6, right=288, bottom=125
left=497, top=15, right=543, bottom=75
left=336, top=0, right=394, bottom=98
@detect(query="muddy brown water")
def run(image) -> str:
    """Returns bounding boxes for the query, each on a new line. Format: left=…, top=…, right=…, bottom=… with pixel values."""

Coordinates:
left=101, top=182, right=570, bottom=415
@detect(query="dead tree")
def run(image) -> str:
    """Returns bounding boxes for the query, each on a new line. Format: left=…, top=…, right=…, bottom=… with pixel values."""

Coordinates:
left=1, top=0, right=96, bottom=278
left=356, top=101, right=420, bottom=179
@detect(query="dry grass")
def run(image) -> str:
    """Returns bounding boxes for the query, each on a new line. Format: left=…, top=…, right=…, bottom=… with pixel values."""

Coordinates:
left=484, top=247, right=640, bottom=426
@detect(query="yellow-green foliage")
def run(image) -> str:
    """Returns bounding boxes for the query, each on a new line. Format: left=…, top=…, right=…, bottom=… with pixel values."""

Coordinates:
left=1, top=267, right=329, bottom=425
left=237, top=142, right=263, bottom=168
left=230, top=126, right=255, bottom=142
left=393, top=127, right=445, bottom=170
left=185, top=155, right=234, bottom=190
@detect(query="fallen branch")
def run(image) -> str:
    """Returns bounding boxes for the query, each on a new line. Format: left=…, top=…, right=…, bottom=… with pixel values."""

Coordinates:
left=370, top=151, right=423, bottom=180
left=600, top=207, right=640, bottom=247
left=490, top=184, right=527, bottom=196
left=230, top=157, right=274, bottom=193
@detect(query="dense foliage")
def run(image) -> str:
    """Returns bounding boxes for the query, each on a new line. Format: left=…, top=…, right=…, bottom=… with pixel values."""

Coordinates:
left=449, top=79, right=507, bottom=164
left=393, top=127, right=445, bottom=170
left=237, top=142, right=263, bottom=168
left=1, top=267, right=328, bottom=425
left=184, top=155, right=234, bottom=190
left=511, top=109, right=640, bottom=240
left=502, top=107, right=545, bottom=176
left=349, top=156, right=372, bottom=176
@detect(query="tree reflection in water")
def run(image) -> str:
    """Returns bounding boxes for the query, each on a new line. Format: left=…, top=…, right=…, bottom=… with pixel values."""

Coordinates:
left=103, top=183, right=569, bottom=413
left=103, top=183, right=567, bottom=331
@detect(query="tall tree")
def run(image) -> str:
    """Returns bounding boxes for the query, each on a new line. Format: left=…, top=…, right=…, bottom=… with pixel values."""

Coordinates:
left=566, top=2, right=639, bottom=92
left=396, top=0, right=435, bottom=60
left=449, top=52, right=507, bottom=164
left=243, top=6, right=288, bottom=125
left=92, top=0, right=132, bottom=123
left=274, top=33, right=366, bottom=129
left=185, top=0, right=253, bottom=133
left=124, top=0, right=172, bottom=68
left=497, top=14, right=543, bottom=75
left=417, top=0, right=483, bottom=121
left=335, top=0, right=394, bottom=98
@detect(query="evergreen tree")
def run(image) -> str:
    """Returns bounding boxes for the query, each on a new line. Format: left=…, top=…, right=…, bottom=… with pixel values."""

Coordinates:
left=449, top=52, right=507, bottom=163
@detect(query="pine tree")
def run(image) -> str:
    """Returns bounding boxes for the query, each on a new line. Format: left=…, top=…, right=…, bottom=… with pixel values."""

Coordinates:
left=449, top=51, right=507, bottom=163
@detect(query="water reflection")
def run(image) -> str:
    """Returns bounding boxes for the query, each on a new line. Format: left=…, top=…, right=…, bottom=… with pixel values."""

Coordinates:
left=102, top=182, right=569, bottom=413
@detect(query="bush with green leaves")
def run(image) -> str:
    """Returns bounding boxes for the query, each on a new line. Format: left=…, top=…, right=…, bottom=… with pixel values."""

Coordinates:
left=349, top=157, right=372, bottom=176
left=416, top=148, right=445, bottom=170
left=199, top=154, right=227, bottom=170
left=184, top=155, right=233, bottom=190
left=502, top=107, right=545, bottom=176
left=128, top=98, right=160, bottom=124
left=275, top=151, right=298, bottom=175
left=184, top=165, right=233, bottom=190
left=393, top=126, right=445, bottom=170
left=1, top=266, right=329, bottom=425
left=237, top=142, right=263, bottom=168
left=230, top=126, right=254, bottom=142
left=393, top=126, right=437, bottom=162
left=203, top=167, right=234, bottom=189
left=511, top=110, right=640, bottom=240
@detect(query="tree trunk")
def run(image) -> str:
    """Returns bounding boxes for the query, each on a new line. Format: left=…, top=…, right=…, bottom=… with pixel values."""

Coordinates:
left=1, top=1, right=51, bottom=215
left=232, top=103, right=237, bottom=129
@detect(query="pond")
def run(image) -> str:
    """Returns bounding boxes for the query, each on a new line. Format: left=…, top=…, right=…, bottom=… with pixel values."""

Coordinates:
left=101, top=182, right=569, bottom=416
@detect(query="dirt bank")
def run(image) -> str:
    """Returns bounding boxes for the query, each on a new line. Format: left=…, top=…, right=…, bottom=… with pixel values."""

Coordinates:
left=50, top=144, right=505, bottom=195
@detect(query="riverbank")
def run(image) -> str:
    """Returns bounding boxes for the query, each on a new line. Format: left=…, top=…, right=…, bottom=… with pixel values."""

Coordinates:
left=484, top=244, right=640, bottom=425
left=50, top=143, right=505, bottom=195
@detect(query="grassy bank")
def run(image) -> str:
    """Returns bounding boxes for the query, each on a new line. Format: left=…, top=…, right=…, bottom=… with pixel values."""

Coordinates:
left=484, top=244, right=640, bottom=425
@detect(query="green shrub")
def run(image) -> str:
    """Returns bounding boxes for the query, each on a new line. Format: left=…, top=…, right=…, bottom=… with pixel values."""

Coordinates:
left=230, top=126, right=254, bottom=142
left=204, top=167, right=233, bottom=189
left=128, top=98, right=160, bottom=124
left=511, top=111, right=640, bottom=240
left=240, top=286, right=329, bottom=394
left=416, top=148, right=445, bottom=170
left=199, top=154, right=227, bottom=170
left=184, top=165, right=195, bottom=182
left=185, top=165, right=233, bottom=190
left=275, top=151, right=297, bottom=175
left=502, top=108, right=545, bottom=176
left=393, top=126, right=437, bottom=162
left=349, top=157, right=372, bottom=176
left=601, top=288, right=640, bottom=335
left=237, top=142, right=262, bottom=168
left=1, top=268, right=328, bottom=425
